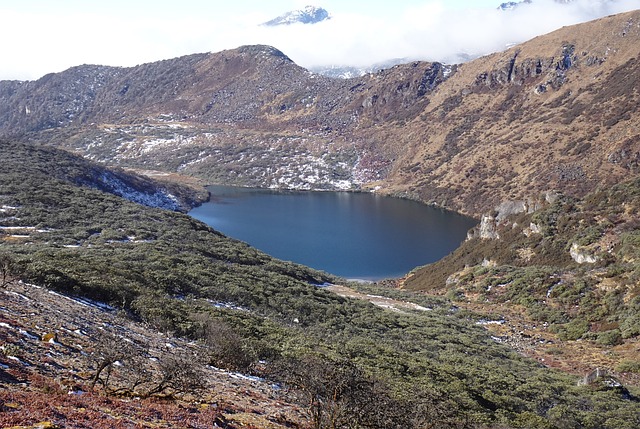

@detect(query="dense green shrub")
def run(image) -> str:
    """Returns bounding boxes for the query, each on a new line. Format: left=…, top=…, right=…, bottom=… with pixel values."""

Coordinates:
left=596, top=329, right=623, bottom=346
left=550, top=319, right=589, bottom=341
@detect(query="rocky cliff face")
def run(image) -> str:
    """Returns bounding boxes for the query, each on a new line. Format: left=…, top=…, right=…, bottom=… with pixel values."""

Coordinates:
left=1, top=11, right=639, bottom=217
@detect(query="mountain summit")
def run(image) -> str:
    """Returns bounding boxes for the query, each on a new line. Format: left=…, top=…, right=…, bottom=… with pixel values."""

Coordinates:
left=262, top=5, right=330, bottom=26
left=498, top=0, right=532, bottom=10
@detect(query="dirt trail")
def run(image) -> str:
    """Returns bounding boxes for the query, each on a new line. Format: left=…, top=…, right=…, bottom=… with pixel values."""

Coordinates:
left=326, top=284, right=431, bottom=313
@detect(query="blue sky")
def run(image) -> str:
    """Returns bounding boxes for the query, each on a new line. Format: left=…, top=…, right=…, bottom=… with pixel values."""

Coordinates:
left=0, top=0, right=637, bottom=80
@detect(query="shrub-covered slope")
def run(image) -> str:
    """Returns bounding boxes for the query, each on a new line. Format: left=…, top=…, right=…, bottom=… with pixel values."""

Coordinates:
left=0, top=140, right=207, bottom=212
left=405, top=180, right=640, bottom=385
left=1, top=141, right=639, bottom=428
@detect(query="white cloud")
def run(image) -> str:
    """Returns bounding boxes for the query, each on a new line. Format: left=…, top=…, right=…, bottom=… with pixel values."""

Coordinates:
left=0, top=0, right=637, bottom=80
left=234, top=0, right=638, bottom=68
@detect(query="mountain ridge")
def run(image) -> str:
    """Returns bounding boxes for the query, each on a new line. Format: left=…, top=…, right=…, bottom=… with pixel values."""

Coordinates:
left=1, top=10, right=639, bottom=218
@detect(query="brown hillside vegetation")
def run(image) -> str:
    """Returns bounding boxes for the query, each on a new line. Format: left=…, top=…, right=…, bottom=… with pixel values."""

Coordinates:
left=396, top=12, right=640, bottom=378
left=385, top=10, right=640, bottom=215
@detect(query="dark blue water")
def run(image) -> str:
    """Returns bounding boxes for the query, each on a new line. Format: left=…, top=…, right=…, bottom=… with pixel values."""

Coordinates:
left=189, top=186, right=476, bottom=280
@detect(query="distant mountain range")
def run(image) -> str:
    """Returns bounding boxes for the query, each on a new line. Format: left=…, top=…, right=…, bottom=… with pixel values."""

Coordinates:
left=272, top=1, right=585, bottom=78
left=309, top=58, right=413, bottom=79
left=262, top=5, right=330, bottom=26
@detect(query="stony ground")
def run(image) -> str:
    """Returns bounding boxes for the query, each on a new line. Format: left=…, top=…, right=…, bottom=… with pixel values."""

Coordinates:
left=0, top=281, right=308, bottom=429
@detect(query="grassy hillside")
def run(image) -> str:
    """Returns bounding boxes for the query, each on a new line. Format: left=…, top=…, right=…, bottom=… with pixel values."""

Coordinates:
left=1, top=141, right=639, bottom=428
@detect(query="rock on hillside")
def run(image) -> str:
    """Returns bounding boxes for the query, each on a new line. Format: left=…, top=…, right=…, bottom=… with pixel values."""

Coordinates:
left=1, top=10, right=639, bottom=216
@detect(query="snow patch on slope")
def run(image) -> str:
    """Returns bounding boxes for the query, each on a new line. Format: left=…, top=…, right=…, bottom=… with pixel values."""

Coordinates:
left=96, top=171, right=180, bottom=211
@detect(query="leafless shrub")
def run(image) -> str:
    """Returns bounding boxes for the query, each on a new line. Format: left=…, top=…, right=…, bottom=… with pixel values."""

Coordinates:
left=89, top=330, right=151, bottom=395
left=270, top=355, right=406, bottom=429
left=0, top=253, right=19, bottom=288
left=90, top=329, right=204, bottom=398
left=192, top=313, right=256, bottom=372
left=144, top=349, right=205, bottom=398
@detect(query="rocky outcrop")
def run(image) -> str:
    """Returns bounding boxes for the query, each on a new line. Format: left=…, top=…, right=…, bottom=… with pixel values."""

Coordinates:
left=468, top=214, right=501, bottom=240
left=467, top=197, right=546, bottom=240
left=473, top=42, right=580, bottom=91
left=569, top=243, right=599, bottom=264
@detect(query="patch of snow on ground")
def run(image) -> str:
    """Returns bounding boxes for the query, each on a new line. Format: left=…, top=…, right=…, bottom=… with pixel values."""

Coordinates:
left=72, top=297, right=116, bottom=312
left=20, top=329, right=39, bottom=340
left=7, top=355, right=28, bottom=366
left=476, top=319, right=506, bottom=325
left=98, top=172, right=181, bottom=211
left=207, top=300, right=248, bottom=312
left=177, top=154, right=213, bottom=171
left=208, top=365, right=265, bottom=383
left=0, top=205, right=20, bottom=212
left=6, top=291, right=31, bottom=301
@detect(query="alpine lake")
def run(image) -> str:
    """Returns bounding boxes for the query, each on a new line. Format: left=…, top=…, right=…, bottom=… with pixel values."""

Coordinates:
left=189, top=185, right=477, bottom=281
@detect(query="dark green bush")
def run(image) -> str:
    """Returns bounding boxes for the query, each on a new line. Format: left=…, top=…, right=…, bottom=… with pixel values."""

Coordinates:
left=596, top=329, right=622, bottom=346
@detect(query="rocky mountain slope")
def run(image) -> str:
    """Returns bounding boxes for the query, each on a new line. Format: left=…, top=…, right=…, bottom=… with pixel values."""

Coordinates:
left=0, top=45, right=446, bottom=192
left=2, top=10, right=637, bottom=217
left=0, top=280, right=306, bottom=429
left=384, top=9, right=640, bottom=215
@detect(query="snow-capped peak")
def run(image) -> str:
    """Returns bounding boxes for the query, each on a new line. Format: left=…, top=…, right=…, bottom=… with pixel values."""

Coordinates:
left=262, top=5, right=331, bottom=27
left=498, top=0, right=532, bottom=10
